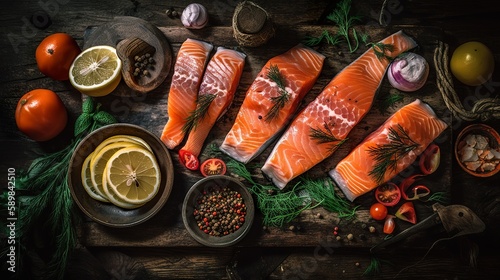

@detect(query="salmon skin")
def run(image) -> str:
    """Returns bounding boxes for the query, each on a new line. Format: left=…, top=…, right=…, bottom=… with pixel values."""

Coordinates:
left=261, top=30, right=417, bottom=189
left=220, top=44, right=326, bottom=163
left=178, top=47, right=246, bottom=170
left=161, top=38, right=213, bottom=149
left=330, top=99, right=448, bottom=201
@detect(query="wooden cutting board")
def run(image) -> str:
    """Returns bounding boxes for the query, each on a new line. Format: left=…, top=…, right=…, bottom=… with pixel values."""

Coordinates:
left=80, top=17, right=451, bottom=248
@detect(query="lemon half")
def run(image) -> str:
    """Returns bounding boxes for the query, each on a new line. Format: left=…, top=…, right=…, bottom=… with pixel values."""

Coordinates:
left=69, top=45, right=122, bottom=97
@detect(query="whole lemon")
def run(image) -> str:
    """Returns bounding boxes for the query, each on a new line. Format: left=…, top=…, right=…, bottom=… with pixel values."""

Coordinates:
left=450, top=41, right=495, bottom=86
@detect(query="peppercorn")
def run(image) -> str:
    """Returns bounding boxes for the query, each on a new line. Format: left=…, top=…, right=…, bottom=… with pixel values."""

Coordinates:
left=132, top=52, right=155, bottom=79
left=193, top=186, right=247, bottom=237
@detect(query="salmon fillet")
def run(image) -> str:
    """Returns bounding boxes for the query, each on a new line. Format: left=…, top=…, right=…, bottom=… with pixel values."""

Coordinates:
left=161, top=38, right=213, bottom=149
left=220, top=44, right=325, bottom=163
left=261, top=30, right=417, bottom=189
left=178, top=47, right=246, bottom=169
left=330, top=99, right=448, bottom=201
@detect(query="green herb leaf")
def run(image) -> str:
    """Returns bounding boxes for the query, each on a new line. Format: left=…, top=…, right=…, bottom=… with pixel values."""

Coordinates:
left=378, top=92, right=404, bottom=114
left=182, top=93, right=217, bottom=134
left=265, top=65, right=290, bottom=122
left=309, top=122, right=347, bottom=153
left=326, top=0, right=363, bottom=53
left=367, top=42, right=395, bottom=61
left=368, top=124, right=420, bottom=184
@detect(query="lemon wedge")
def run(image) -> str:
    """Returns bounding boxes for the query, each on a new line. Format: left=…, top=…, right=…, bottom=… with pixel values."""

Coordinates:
left=69, top=45, right=122, bottom=97
left=105, top=146, right=160, bottom=205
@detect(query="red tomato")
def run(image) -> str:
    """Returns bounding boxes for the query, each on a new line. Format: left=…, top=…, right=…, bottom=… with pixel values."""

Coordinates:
left=200, top=158, right=227, bottom=177
left=369, top=203, right=388, bottom=221
left=15, top=89, right=68, bottom=141
left=35, top=33, right=81, bottom=81
left=179, top=150, right=199, bottom=170
left=375, top=182, right=401, bottom=207
left=383, top=215, right=396, bottom=234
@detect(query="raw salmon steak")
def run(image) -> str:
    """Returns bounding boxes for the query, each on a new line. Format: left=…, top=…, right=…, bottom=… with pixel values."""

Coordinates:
left=261, top=30, right=417, bottom=189
left=161, top=38, right=213, bottom=149
left=220, top=44, right=325, bottom=163
left=330, top=99, right=448, bottom=201
left=179, top=47, right=246, bottom=170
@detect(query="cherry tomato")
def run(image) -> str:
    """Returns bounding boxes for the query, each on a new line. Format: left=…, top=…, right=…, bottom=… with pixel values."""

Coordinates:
left=369, top=203, right=388, bottom=221
left=375, top=182, right=401, bottom=207
left=450, top=41, right=495, bottom=86
left=179, top=150, right=199, bottom=170
left=35, top=33, right=81, bottom=81
left=15, top=88, right=68, bottom=141
left=200, top=158, right=227, bottom=177
left=383, top=215, right=396, bottom=234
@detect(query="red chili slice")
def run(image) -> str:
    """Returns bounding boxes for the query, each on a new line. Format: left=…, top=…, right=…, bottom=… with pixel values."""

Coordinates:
left=375, top=182, right=401, bottom=207
left=200, top=158, right=227, bottom=177
left=179, top=150, right=199, bottom=171
left=399, top=174, right=424, bottom=200
left=395, top=202, right=417, bottom=224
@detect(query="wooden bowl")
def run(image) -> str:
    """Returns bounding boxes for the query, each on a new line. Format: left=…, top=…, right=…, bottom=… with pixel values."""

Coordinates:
left=68, top=123, right=174, bottom=227
left=455, top=124, right=500, bottom=177
left=182, top=175, right=255, bottom=247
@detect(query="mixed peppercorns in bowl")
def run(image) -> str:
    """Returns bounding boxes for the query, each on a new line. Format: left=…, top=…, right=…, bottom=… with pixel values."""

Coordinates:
left=182, top=175, right=255, bottom=247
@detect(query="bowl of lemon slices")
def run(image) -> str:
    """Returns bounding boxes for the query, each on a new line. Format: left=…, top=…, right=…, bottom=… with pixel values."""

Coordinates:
left=68, top=123, right=174, bottom=227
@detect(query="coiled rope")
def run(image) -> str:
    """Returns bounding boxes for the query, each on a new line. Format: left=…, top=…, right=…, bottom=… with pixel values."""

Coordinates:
left=434, top=40, right=500, bottom=121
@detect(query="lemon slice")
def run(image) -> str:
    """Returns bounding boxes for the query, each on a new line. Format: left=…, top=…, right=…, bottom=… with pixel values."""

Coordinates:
left=90, top=142, right=140, bottom=199
left=102, top=174, right=145, bottom=209
left=69, top=45, right=122, bottom=97
left=104, top=135, right=153, bottom=152
left=81, top=152, right=109, bottom=203
left=105, top=146, right=160, bottom=205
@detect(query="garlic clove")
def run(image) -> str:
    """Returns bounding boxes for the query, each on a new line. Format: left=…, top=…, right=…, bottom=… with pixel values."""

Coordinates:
left=181, top=3, right=209, bottom=29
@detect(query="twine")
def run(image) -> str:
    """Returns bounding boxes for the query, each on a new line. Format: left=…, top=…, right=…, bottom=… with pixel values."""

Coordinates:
left=232, top=1, right=275, bottom=47
left=434, top=40, right=500, bottom=121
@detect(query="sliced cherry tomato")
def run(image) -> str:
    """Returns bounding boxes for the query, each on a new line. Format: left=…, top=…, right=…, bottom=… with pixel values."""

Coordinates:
left=370, top=203, right=388, bottom=221
left=200, top=158, right=227, bottom=177
left=395, top=202, right=417, bottom=224
left=179, top=150, right=199, bottom=171
left=375, top=182, right=401, bottom=207
left=383, top=215, right=396, bottom=234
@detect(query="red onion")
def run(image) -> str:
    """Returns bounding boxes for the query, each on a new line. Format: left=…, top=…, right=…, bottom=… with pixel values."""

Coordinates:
left=387, top=52, right=429, bottom=92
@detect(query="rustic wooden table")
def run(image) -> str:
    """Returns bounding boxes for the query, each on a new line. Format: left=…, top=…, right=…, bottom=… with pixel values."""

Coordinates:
left=2, top=0, right=500, bottom=279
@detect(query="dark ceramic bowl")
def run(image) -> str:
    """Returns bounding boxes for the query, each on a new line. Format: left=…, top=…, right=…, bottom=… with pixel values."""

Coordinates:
left=68, top=123, right=174, bottom=227
left=455, top=124, right=500, bottom=177
left=182, top=175, right=255, bottom=247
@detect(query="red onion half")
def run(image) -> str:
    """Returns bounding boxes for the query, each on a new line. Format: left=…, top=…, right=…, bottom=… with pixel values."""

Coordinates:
left=387, top=52, right=429, bottom=92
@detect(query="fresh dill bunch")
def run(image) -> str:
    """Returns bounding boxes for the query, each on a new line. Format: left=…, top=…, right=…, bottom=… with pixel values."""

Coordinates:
left=368, top=124, right=420, bottom=184
left=326, top=0, right=363, bottom=52
left=182, top=93, right=217, bottom=133
left=300, top=177, right=358, bottom=218
left=309, top=122, right=348, bottom=153
left=265, top=64, right=290, bottom=121
left=367, top=42, right=396, bottom=61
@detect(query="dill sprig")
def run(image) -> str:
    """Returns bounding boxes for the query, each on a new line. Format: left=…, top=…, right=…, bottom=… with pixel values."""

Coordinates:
left=378, top=91, right=404, bottom=114
left=303, top=30, right=342, bottom=47
left=367, top=42, right=396, bottom=61
left=1, top=97, right=116, bottom=280
left=368, top=124, right=420, bottom=184
left=309, top=122, right=347, bottom=153
left=182, top=93, right=217, bottom=134
left=326, top=0, right=363, bottom=53
left=265, top=64, right=290, bottom=122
